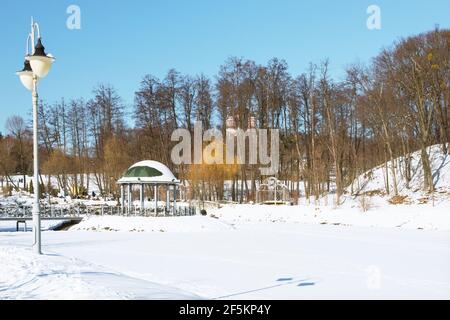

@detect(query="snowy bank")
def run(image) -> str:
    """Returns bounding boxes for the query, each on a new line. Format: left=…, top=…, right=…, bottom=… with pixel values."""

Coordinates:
left=70, top=215, right=233, bottom=233
left=2, top=224, right=449, bottom=299
left=0, top=246, right=200, bottom=300
left=209, top=202, right=450, bottom=231
left=0, top=220, right=68, bottom=233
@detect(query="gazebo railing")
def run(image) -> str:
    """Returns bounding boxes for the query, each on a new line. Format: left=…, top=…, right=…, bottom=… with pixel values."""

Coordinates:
left=122, top=205, right=196, bottom=217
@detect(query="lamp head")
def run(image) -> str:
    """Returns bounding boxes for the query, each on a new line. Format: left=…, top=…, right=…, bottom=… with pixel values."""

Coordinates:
left=16, top=60, right=38, bottom=91
left=26, top=37, right=55, bottom=78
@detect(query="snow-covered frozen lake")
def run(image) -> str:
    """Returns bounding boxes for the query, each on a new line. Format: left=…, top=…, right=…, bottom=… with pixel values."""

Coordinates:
left=1, top=217, right=449, bottom=300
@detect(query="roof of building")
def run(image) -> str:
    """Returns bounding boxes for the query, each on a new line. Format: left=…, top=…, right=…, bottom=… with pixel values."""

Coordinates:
left=117, top=160, right=179, bottom=185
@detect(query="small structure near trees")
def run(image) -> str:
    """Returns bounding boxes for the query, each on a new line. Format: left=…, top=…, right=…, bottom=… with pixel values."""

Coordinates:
left=256, top=177, right=289, bottom=205
left=117, top=160, right=181, bottom=215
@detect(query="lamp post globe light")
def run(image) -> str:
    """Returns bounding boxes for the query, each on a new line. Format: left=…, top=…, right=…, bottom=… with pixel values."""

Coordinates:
left=16, top=18, right=55, bottom=255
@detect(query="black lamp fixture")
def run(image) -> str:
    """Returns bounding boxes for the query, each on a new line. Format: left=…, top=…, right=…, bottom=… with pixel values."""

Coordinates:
left=25, top=36, right=55, bottom=78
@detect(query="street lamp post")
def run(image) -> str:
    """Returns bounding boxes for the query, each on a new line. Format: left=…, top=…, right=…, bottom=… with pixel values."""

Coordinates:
left=16, top=18, right=55, bottom=255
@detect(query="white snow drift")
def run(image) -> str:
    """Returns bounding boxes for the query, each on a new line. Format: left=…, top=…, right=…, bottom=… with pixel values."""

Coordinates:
left=0, top=246, right=199, bottom=300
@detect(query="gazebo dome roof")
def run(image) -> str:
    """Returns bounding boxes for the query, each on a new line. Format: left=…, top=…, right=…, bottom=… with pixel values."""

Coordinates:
left=117, top=160, right=179, bottom=185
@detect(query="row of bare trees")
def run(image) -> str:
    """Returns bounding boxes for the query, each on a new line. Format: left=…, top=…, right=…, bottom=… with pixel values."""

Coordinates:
left=1, top=28, right=448, bottom=203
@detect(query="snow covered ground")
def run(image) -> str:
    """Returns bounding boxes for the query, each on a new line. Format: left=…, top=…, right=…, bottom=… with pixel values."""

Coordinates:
left=0, top=215, right=449, bottom=300
left=71, top=215, right=233, bottom=233
left=207, top=200, right=450, bottom=231
left=0, top=246, right=199, bottom=300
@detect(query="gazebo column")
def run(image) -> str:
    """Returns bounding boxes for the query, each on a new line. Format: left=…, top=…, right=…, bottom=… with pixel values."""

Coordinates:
left=140, top=184, right=144, bottom=213
left=173, top=185, right=177, bottom=214
left=120, top=184, right=125, bottom=214
left=154, top=185, right=158, bottom=215
left=166, top=185, right=170, bottom=214
left=127, top=184, right=132, bottom=213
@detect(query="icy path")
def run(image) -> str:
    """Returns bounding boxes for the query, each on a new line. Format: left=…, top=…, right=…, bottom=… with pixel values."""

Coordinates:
left=0, top=222, right=449, bottom=299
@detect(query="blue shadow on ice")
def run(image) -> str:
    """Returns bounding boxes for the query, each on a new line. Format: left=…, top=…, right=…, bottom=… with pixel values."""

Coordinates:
left=214, top=277, right=315, bottom=299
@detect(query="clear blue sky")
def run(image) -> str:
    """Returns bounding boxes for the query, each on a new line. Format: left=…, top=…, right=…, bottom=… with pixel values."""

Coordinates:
left=0, top=0, right=449, bottom=133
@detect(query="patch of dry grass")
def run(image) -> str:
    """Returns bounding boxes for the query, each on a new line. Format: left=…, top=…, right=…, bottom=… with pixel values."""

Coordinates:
left=418, top=197, right=429, bottom=204
left=388, top=195, right=411, bottom=205
left=358, top=195, right=372, bottom=212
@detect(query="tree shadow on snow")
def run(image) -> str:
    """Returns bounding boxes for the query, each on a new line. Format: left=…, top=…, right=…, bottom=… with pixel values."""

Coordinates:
left=213, top=277, right=316, bottom=299
left=432, top=153, right=449, bottom=188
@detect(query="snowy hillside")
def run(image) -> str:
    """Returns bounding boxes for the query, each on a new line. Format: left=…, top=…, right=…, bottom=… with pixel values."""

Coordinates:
left=350, top=144, right=450, bottom=202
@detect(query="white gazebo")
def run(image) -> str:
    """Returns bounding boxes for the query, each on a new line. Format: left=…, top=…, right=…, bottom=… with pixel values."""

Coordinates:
left=117, top=160, right=180, bottom=215
left=256, top=177, right=289, bottom=205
